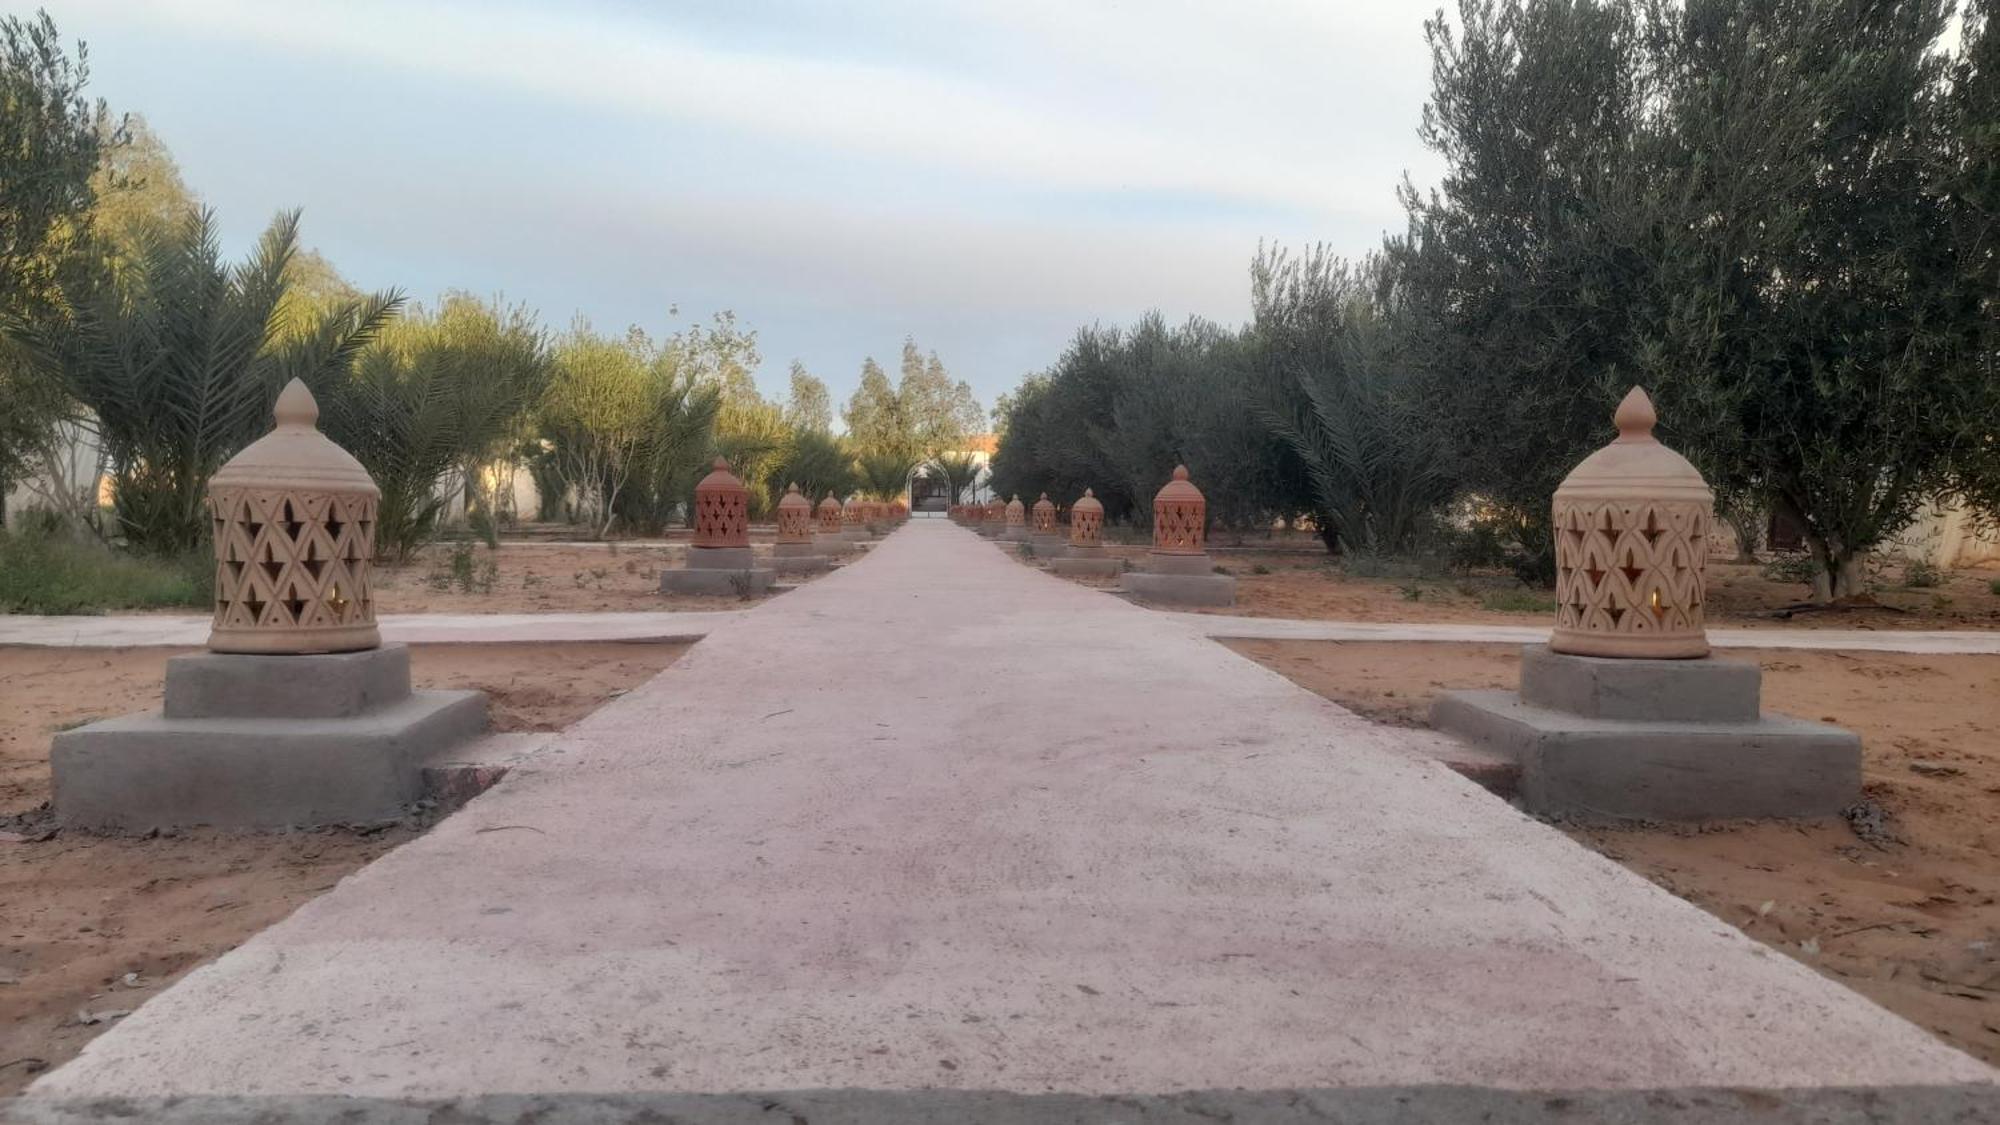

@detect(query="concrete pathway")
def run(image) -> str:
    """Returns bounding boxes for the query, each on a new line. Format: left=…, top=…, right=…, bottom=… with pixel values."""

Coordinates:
left=25, top=523, right=1996, bottom=1102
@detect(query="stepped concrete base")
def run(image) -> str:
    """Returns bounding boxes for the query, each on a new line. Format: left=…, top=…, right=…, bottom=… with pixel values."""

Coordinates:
left=51, top=644, right=488, bottom=832
left=660, top=545, right=775, bottom=595
left=1124, top=572, right=1237, bottom=606
left=659, top=567, right=774, bottom=596
left=1432, top=646, right=1860, bottom=821
left=770, top=553, right=832, bottom=575
left=1030, top=533, right=1067, bottom=557
left=1125, top=551, right=1235, bottom=606
left=1051, top=549, right=1122, bottom=577
left=999, top=526, right=1030, bottom=543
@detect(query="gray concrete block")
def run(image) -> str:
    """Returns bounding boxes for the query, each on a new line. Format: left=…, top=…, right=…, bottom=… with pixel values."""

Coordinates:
left=1123, top=571, right=1237, bottom=607
left=771, top=541, right=819, bottom=557
left=52, top=690, right=489, bottom=831
left=164, top=644, right=412, bottom=720
left=659, top=567, right=774, bottom=596
left=1050, top=554, right=1124, bottom=578
left=685, top=545, right=755, bottom=569
left=1431, top=689, right=1860, bottom=821
left=999, top=526, right=1031, bottom=542
left=1519, top=645, right=1760, bottom=722
left=770, top=553, right=832, bottom=575
left=1144, top=552, right=1218, bottom=577
left=1030, top=533, right=1067, bottom=557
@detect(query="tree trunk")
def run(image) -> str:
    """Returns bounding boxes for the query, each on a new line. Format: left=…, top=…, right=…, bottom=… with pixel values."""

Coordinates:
left=1804, top=535, right=1871, bottom=602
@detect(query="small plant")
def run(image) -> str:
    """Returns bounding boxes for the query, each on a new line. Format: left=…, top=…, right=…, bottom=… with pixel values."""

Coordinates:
left=1902, top=558, right=1943, bottom=588
left=1989, top=578, right=2000, bottom=596
left=1399, top=583, right=1425, bottom=602
left=521, top=571, right=544, bottom=590
left=727, top=571, right=757, bottom=601
left=1250, top=563, right=1272, bottom=575
left=1018, top=541, right=1036, bottom=559
left=1931, top=594, right=1953, bottom=611
left=1760, top=552, right=1819, bottom=587
left=1213, top=564, right=1232, bottom=575
left=431, top=541, right=496, bottom=594
left=466, top=508, right=500, bottom=549
left=1481, top=588, right=1559, bottom=614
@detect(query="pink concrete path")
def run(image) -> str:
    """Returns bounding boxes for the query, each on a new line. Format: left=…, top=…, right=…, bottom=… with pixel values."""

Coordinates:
left=30, top=522, right=1993, bottom=1099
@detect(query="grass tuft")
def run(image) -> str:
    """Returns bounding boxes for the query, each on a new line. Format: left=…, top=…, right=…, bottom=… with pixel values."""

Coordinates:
left=0, top=525, right=211, bottom=615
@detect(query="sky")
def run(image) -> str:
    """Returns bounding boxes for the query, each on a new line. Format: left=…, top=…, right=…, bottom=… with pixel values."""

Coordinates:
left=54, top=0, right=1449, bottom=415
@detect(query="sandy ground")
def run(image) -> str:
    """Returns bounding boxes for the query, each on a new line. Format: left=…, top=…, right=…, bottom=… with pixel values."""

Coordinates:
left=0, top=641, right=686, bottom=1093
left=369, top=537, right=845, bottom=615
left=1227, top=638, right=2000, bottom=1065
left=1050, top=540, right=2000, bottom=630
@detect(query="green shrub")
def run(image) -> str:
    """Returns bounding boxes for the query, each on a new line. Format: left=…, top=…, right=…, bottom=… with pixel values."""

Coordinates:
left=0, top=526, right=210, bottom=614
left=1761, top=552, right=1819, bottom=587
left=1902, top=558, right=1943, bottom=588
left=1251, top=563, right=1273, bottom=575
left=1989, top=578, right=2000, bottom=596
left=1481, top=588, right=1559, bottom=614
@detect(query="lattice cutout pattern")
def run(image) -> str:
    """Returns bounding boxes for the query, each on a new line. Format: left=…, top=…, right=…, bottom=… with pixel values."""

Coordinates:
left=1153, top=497, right=1206, bottom=554
left=1070, top=509, right=1102, bottom=547
left=818, top=503, right=844, bottom=534
left=694, top=487, right=749, bottom=547
left=777, top=504, right=813, bottom=542
left=1553, top=499, right=1708, bottom=641
left=1033, top=504, right=1055, bottom=533
left=210, top=488, right=376, bottom=638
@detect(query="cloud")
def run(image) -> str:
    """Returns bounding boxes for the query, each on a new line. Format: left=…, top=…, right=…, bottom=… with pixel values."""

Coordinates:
left=84, top=0, right=1431, bottom=218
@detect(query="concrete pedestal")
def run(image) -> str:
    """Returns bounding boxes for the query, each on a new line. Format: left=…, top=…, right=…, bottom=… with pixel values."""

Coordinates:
left=1051, top=547, right=1124, bottom=578
left=1431, top=646, right=1860, bottom=821
left=1030, top=533, right=1067, bottom=557
left=660, top=545, right=774, bottom=596
left=770, top=552, right=832, bottom=575
left=999, top=526, right=1031, bottom=543
left=1122, top=551, right=1235, bottom=607
left=51, top=644, right=487, bottom=832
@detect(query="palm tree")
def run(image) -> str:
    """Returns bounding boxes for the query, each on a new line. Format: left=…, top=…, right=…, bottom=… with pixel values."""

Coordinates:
left=857, top=450, right=920, bottom=502
left=21, top=208, right=398, bottom=553
left=930, top=450, right=983, bottom=504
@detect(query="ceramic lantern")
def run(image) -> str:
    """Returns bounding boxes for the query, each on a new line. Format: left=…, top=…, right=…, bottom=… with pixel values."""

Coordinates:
left=1070, top=489, right=1104, bottom=548
left=1032, top=493, right=1056, bottom=533
left=1550, top=387, right=1712, bottom=659
left=1152, top=466, right=1206, bottom=555
left=692, top=458, right=750, bottom=549
left=1005, top=495, right=1025, bottom=527
left=207, top=379, right=380, bottom=654
left=776, top=482, right=813, bottom=543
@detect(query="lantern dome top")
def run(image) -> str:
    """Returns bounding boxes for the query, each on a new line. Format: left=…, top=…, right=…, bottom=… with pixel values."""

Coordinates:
left=1155, top=465, right=1203, bottom=505
left=817, top=493, right=840, bottom=513
left=1555, top=387, right=1711, bottom=505
left=1072, top=488, right=1103, bottom=514
left=778, top=481, right=811, bottom=511
left=211, top=380, right=376, bottom=496
left=696, top=457, right=746, bottom=495
left=1033, top=493, right=1054, bottom=510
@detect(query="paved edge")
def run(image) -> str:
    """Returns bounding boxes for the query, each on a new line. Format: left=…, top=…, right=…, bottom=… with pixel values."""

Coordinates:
left=8, top=1085, right=2000, bottom=1123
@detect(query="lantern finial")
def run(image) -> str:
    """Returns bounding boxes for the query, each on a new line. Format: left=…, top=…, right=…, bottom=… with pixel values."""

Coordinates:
left=1614, top=386, right=1656, bottom=442
left=273, top=378, right=319, bottom=428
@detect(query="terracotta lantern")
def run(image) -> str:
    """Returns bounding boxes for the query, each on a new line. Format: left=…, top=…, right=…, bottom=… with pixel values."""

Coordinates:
left=1005, top=495, right=1026, bottom=527
left=1152, top=466, right=1206, bottom=555
left=1069, top=489, right=1104, bottom=548
left=207, top=379, right=380, bottom=654
left=1032, top=493, right=1056, bottom=533
left=817, top=493, right=843, bottom=535
left=1550, top=387, right=1712, bottom=659
left=692, top=457, right=750, bottom=549
left=986, top=497, right=1005, bottom=523
left=776, top=482, right=814, bottom=543
left=844, top=496, right=865, bottom=527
